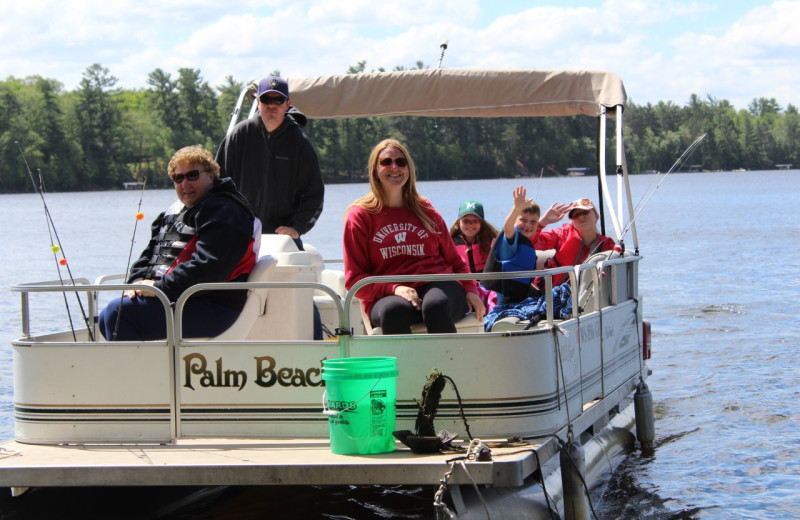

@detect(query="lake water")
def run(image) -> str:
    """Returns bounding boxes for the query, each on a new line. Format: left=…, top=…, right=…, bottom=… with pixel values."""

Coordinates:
left=1, top=170, right=799, bottom=518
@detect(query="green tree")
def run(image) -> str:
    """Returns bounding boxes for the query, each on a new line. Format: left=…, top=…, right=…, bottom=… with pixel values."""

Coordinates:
left=0, top=79, right=31, bottom=192
left=73, top=64, right=123, bottom=189
left=216, top=75, right=245, bottom=139
left=145, top=68, right=179, bottom=149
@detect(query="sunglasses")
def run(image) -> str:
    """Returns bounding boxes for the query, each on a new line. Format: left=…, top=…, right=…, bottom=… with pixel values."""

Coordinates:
left=171, top=169, right=208, bottom=183
left=259, top=95, right=287, bottom=105
left=378, top=157, right=408, bottom=167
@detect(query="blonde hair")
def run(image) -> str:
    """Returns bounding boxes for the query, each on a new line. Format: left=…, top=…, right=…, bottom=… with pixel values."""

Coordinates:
left=347, top=139, right=438, bottom=233
left=168, top=145, right=220, bottom=179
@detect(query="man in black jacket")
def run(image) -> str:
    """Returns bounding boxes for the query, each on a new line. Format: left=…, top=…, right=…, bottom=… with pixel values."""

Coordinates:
left=215, top=75, right=324, bottom=250
left=99, top=145, right=257, bottom=341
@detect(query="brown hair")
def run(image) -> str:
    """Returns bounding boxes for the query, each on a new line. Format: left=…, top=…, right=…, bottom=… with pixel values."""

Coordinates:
left=449, top=217, right=499, bottom=257
left=522, top=203, right=541, bottom=216
left=347, top=139, right=438, bottom=233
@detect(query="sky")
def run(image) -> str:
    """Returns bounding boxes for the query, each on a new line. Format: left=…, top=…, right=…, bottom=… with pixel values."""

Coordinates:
left=2, top=0, right=799, bottom=110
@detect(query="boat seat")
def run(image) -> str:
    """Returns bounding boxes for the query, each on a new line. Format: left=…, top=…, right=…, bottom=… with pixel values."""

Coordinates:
left=359, top=303, right=483, bottom=335
left=536, top=249, right=555, bottom=269
left=489, top=316, right=545, bottom=332
left=578, top=250, right=619, bottom=314
left=313, top=268, right=366, bottom=336
left=213, top=254, right=278, bottom=341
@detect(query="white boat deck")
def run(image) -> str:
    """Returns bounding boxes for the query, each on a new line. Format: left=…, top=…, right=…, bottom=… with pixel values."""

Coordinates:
left=0, top=436, right=551, bottom=489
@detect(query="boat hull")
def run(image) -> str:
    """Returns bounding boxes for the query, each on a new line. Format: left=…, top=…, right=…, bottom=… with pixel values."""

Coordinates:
left=13, top=296, right=641, bottom=445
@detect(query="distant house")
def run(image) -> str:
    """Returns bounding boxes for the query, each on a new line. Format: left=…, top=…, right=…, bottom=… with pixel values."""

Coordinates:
left=566, top=167, right=590, bottom=177
left=122, top=182, right=144, bottom=190
left=687, top=165, right=703, bottom=172
left=775, top=164, right=792, bottom=170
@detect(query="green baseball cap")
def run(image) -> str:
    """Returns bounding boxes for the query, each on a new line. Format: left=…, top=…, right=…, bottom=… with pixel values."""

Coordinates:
left=458, top=200, right=484, bottom=220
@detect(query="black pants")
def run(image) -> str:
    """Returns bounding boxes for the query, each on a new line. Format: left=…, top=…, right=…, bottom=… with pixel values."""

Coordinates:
left=370, top=281, right=466, bottom=335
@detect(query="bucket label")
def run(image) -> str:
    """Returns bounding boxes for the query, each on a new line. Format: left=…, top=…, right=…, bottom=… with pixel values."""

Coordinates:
left=370, top=390, right=387, bottom=437
left=328, top=399, right=357, bottom=413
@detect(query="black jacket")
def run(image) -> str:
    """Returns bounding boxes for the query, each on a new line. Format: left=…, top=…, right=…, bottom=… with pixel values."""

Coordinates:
left=128, top=178, right=255, bottom=308
left=215, top=108, right=324, bottom=236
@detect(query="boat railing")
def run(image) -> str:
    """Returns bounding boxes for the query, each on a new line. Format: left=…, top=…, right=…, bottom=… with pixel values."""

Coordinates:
left=11, top=279, right=173, bottom=343
left=226, top=85, right=258, bottom=136
left=175, top=280, right=344, bottom=345
left=10, top=252, right=640, bottom=344
left=344, top=252, right=640, bottom=331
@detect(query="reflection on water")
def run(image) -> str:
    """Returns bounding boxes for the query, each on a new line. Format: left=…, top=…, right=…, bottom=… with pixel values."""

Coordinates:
left=0, top=485, right=433, bottom=520
left=598, top=456, right=707, bottom=519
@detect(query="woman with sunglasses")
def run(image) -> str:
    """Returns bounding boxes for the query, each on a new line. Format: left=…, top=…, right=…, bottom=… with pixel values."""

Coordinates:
left=343, top=139, right=485, bottom=334
left=532, top=198, right=616, bottom=288
left=98, top=145, right=258, bottom=341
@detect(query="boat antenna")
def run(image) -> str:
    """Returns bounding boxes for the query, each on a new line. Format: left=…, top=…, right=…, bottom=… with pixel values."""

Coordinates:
left=112, top=177, right=148, bottom=340
left=436, top=40, right=448, bottom=69
left=620, top=132, right=707, bottom=239
left=15, top=141, right=94, bottom=342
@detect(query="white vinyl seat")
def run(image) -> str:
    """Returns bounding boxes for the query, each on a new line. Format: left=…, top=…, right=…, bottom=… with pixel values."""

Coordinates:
left=213, top=254, right=278, bottom=340
left=578, top=250, right=618, bottom=313
left=359, top=303, right=483, bottom=335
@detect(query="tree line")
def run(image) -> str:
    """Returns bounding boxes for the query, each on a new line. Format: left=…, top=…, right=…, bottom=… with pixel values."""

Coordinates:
left=1, top=62, right=798, bottom=193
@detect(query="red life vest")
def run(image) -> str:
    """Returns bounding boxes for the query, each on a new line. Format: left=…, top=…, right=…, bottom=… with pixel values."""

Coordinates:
left=452, top=235, right=489, bottom=273
left=167, top=235, right=257, bottom=282
left=535, top=224, right=614, bottom=287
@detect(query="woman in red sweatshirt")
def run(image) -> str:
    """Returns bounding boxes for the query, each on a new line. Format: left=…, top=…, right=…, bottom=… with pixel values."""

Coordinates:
left=343, top=139, right=485, bottom=334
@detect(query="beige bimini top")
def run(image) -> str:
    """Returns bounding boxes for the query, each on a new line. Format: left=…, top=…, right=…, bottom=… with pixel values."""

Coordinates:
left=287, top=68, right=626, bottom=120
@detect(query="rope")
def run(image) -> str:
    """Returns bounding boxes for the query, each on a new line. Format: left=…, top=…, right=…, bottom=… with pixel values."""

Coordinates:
left=0, top=447, right=22, bottom=459
left=432, top=459, right=457, bottom=519
left=458, top=460, right=491, bottom=518
left=558, top=437, right=601, bottom=520
left=433, top=440, right=493, bottom=519
left=533, top=448, right=561, bottom=520
left=553, top=325, right=573, bottom=441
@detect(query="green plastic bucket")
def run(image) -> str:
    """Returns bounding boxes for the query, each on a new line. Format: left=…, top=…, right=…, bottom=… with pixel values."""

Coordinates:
left=322, top=357, right=398, bottom=455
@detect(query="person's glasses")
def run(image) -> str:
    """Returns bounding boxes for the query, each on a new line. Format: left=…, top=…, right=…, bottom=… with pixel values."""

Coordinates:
left=378, top=157, right=408, bottom=167
left=171, top=169, right=208, bottom=183
left=259, top=95, right=287, bottom=105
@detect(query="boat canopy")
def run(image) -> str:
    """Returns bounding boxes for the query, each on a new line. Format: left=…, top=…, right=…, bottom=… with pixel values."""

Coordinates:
left=287, top=68, right=626, bottom=120
left=283, top=67, right=636, bottom=249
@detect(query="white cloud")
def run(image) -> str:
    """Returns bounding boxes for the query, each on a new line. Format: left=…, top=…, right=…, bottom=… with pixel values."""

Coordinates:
left=0, top=0, right=797, bottom=109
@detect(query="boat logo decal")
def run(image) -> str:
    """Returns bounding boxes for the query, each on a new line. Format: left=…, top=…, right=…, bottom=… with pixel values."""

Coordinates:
left=183, top=353, right=323, bottom=391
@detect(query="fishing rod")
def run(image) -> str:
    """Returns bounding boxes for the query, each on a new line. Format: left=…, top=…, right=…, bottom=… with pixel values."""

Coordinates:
left=620, top=132, right=708, bottom=240
left=535, top=167, right=544, bottom=194
left=15, top=141, right=95, bottom=341
left=112, top=177, right=147, bottom=340
left=436, top=40, right=448, bottom=69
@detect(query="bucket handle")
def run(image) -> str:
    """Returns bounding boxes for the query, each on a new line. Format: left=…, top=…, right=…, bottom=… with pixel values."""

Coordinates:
left=322, top=378, right=383, bottom=416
